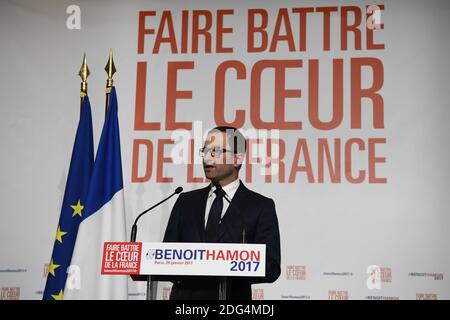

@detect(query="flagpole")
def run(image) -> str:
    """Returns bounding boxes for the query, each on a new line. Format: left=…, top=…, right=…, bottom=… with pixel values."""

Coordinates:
left=104, top=49, right=116, bottom=116
left=78, top=53, right=90, bottom=114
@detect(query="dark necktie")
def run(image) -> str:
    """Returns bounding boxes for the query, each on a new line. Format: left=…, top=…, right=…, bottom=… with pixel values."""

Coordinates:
left=205, top=189, right=223, bottom=242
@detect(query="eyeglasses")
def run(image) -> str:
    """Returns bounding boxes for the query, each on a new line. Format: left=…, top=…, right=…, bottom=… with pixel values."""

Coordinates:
left=199, top=146, right=232, bottom=158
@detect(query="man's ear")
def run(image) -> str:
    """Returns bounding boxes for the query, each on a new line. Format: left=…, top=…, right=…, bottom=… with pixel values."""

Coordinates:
left=234, top=153, right=245, bottom=168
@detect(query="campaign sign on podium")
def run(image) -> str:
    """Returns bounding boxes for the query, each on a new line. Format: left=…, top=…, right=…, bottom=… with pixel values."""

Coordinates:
left=101, top=242, right=265, bottom=277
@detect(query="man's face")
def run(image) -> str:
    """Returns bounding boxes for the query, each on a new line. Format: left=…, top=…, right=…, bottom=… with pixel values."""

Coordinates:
left=202, top=131, right=237, bottom=184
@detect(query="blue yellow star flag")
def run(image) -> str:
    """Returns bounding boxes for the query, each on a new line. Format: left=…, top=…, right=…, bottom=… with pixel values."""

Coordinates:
left=64, top=86, right=128, bottom=299
left=43, top=96, right=94, bottom=300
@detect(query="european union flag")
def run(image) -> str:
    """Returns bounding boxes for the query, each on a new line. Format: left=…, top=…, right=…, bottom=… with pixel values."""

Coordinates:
left=43, top=96, right=94, bottom=300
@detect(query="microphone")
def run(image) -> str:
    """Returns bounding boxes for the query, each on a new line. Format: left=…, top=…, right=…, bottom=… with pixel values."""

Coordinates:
left=130, top=186, right=183, bottom=242
left=214, top=183, right=246, bottom=243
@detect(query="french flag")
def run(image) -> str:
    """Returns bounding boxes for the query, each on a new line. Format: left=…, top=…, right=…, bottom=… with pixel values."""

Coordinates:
left=64, top=87, right=128, bottom=299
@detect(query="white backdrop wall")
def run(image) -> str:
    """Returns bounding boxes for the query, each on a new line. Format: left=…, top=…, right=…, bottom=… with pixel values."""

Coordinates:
left=0, top=0, right=449, bottom=300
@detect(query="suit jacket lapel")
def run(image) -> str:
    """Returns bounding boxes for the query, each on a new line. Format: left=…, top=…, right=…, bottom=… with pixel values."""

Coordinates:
left=197, top=185, right=210, bottom=242
left=218, top=180, right=250, bottom=242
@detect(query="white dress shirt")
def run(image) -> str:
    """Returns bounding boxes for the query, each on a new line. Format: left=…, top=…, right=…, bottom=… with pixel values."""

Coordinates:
left=204, top=178, right=240, bottom=228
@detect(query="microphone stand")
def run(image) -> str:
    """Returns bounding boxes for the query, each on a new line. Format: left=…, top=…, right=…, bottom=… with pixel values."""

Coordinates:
left=130, top=186, right=183, bottom=300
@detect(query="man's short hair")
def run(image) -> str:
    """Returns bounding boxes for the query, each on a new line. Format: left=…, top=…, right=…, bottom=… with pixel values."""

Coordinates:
left=208, top=126, right=246, bottom=155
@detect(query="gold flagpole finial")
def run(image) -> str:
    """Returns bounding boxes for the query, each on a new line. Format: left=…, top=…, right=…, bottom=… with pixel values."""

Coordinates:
left=78, top=53, right=90, bottom=98
left=104, top=49, right=116, bottom=93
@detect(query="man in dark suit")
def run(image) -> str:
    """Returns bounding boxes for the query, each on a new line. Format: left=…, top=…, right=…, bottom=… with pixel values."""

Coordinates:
left=163, top=126, right=281, bottom=300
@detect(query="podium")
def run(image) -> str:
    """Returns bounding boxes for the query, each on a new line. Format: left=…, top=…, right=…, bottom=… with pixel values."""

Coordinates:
left=101, top=242, right=266, bottom=300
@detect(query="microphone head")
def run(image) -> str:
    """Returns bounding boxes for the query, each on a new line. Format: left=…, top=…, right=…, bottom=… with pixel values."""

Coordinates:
left=212, top=181, right=223, bottom=190
left=213, top=183, right=227, bottom=198
left=175, top=186, right=183, bottom=194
